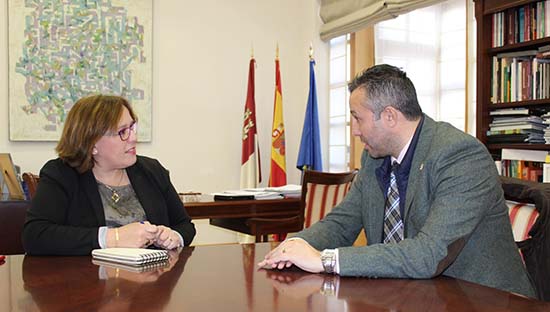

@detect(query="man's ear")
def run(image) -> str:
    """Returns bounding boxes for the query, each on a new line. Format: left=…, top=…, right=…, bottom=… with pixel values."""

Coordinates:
left=383, top=106, right=398, bottom=127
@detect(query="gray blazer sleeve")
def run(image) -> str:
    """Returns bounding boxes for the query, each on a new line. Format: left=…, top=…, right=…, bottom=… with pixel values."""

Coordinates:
left=294, top=166, right=367, bottom=249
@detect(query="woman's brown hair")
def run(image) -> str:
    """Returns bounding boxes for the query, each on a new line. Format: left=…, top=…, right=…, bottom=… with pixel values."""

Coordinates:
left=55, top=95, right=137, bottom=173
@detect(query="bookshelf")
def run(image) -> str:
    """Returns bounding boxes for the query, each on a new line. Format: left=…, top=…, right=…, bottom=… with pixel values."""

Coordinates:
left=475, top=0, right=550, bottom=156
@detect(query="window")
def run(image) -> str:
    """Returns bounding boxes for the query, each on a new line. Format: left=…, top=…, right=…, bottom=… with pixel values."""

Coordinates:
left=375, top=0, right=467, bottom=130
left=327, top=0, right=468, bottom=171
left=328, top=35, right=351, bottom=172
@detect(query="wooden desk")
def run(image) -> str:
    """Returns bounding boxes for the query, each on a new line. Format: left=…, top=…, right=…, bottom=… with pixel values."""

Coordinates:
left=184, top=195, right=301, bottom=219
left=0, top=243, right=547, bottom=311
left=184, top=196, right=302, bottom=236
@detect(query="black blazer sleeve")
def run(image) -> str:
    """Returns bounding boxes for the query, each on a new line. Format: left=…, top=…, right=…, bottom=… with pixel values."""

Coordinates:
left=23, top=159, right=102, bottom=255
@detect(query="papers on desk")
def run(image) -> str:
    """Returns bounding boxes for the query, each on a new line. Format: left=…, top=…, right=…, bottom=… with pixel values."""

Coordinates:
left=212, top=184, right=302, bottom=200
left=263, top=184, right=302, bottom=197
left=212, top=190, right=283, bottom=200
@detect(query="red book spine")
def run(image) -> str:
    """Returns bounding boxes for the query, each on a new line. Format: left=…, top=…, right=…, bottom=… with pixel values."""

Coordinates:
left=508, top=9, right=515, bottom=45
left=526, top=4, right=531, bottom=41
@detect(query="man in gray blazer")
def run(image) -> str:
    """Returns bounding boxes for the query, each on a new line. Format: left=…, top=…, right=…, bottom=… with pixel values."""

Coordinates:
left=259, top=64, right=536, bottom=298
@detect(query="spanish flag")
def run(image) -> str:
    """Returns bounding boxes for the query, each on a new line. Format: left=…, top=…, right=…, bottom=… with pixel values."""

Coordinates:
left=269, top=54, right=287, bottom=187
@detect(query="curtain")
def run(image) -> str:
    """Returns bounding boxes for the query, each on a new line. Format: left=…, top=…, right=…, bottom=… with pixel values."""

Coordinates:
left=374, top=0, right=467, bottom=131
left=320, top=0, right=446, bottom=41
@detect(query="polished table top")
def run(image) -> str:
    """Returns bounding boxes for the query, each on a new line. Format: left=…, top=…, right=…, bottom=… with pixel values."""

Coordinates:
left=1, top=243, right=548, bottom=311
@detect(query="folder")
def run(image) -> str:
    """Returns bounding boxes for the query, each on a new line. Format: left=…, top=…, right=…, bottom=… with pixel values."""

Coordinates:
left=213, top=194, right=255, bottom=201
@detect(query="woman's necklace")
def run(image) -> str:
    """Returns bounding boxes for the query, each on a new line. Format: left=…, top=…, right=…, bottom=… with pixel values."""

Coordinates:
left=102, top=170, right=125, bottom=204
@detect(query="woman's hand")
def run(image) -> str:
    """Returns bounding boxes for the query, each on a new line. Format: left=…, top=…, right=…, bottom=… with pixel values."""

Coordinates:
left=153, top=225, right=182, bottom=250
left=107, top=222, right=159, bottom=248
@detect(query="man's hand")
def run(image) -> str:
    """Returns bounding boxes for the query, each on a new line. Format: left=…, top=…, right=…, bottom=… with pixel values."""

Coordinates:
left=257, top=239, right=324, bottom=273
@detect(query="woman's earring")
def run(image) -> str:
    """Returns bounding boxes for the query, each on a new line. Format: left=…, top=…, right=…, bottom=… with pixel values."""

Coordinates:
left=92, top=147, right=98, bottom=155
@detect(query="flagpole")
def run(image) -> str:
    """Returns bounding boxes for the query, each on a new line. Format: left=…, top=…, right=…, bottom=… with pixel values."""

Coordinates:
left=303, top=44, right=312, bottom=173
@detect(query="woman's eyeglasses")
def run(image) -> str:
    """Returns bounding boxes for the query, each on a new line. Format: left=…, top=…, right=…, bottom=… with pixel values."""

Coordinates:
left=105, top=121, right=137, bottom=141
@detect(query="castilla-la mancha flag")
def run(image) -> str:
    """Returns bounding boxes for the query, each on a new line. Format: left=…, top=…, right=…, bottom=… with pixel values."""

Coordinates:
left=269, top=56, right=287, bottom=187
left=240, top=57, right=261, bottom=188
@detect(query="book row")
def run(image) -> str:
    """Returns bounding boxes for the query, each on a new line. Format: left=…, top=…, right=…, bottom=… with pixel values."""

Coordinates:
left=491, top=50, right=550, bottom=103
left=498, top=159, right=544, bottom=182
left=492, top=1, right=550, bottom=48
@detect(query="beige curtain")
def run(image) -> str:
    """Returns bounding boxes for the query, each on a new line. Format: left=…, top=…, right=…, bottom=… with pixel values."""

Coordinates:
left=320, top=0, right=445, bottom=41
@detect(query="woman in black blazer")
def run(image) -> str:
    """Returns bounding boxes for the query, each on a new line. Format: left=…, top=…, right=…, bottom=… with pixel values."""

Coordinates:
left=23, top=95, right=196, bottom=255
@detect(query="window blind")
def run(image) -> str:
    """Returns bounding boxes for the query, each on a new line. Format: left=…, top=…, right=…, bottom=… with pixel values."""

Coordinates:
left=320, top=0, right=445, bottom=41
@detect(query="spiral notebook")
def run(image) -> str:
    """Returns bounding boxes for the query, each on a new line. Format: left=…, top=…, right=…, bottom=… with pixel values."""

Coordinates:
left=91, top=248, right=169, bottom=266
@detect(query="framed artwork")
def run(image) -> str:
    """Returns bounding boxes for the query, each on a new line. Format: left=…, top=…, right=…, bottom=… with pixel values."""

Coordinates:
left=8, top=0, right=153, bottom=141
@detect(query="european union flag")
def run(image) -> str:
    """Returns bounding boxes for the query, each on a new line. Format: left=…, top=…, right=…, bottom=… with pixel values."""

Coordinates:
left=297, top=59, right=322, bottom=171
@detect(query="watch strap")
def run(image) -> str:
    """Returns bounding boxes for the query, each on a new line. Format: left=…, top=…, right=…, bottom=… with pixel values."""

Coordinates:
left=321, top=249, right=336, bottom=274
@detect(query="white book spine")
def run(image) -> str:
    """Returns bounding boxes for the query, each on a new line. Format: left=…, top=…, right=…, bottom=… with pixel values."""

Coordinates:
left=511, top=58, right=517, bottom=101
left=494, top=56, right=500, bottom=103
left=544, top=163, right=550, bottom=183
left=495, top=160, right=502, bottom=175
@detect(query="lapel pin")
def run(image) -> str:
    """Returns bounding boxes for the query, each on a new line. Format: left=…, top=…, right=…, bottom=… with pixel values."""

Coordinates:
left=419, top=163, right=424, bottom=171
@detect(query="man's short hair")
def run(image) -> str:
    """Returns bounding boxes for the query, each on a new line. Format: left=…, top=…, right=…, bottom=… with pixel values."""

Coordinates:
left=348, top=64, right=422, bottom=120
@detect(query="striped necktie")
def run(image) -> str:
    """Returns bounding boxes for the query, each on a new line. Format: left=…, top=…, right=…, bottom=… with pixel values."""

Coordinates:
left=383, top=162, right=404, bottom=243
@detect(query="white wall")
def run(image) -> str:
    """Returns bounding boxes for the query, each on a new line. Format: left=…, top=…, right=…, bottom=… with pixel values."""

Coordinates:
left=0, top=0, right=329, bottom=245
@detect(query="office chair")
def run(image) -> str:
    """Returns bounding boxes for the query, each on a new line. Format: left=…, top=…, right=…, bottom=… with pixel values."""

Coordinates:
left=247, top=169, right=358, bottom=243
left=507, top=201, right=539, bottom=243
left=22, top=172, right=40, bottom=199
left=0, top=200, right=30, bottom=254
left=501, top=176, right=550, bottom=301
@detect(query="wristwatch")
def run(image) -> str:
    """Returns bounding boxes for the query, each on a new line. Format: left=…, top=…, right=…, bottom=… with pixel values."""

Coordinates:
left=320, top=249, right=336, bottom=274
